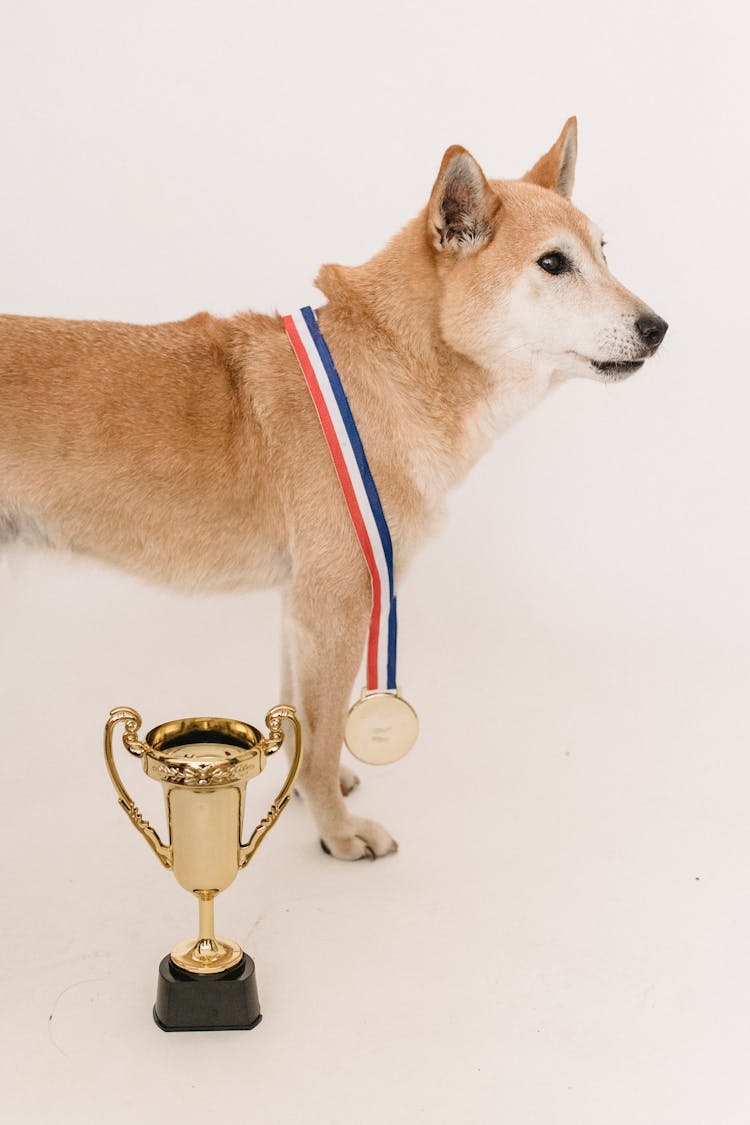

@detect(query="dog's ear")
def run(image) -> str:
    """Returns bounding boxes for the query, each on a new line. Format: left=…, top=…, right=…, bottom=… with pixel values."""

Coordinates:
left=522, top=117, right=578, bottom=199
left=428, top=146, right=500, bottom=255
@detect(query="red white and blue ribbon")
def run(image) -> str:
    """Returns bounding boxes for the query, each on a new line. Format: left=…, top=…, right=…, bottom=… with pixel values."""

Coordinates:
left=283, top=306, right=397, bottom=694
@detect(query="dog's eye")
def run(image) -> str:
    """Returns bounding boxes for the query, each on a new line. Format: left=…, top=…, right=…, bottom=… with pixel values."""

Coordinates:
left=537, top=251, right=570, bottom=275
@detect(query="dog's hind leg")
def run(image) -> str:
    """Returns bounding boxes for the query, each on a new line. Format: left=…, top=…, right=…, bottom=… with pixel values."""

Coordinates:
left=283, top=575, right=396, bottom=860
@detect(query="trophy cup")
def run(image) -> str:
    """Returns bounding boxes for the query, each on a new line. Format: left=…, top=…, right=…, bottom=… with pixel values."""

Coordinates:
left=104, top=704, right=302, bottom=1032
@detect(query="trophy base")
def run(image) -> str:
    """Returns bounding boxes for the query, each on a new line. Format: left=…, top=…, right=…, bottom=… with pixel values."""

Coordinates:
left=153, top=952, right=261, bottom=1032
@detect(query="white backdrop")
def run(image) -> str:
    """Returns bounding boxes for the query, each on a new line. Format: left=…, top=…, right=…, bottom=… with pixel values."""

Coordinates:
left=1, top=3, right=748, bottom=1124
left=2, top=0, right=745, bottom=646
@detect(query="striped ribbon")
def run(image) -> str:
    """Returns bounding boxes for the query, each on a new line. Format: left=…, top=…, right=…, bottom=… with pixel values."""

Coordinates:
left=283, top=306, right=397, bottom=693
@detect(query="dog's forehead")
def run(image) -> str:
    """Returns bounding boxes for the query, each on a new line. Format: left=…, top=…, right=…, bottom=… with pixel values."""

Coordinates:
left=489, top=179, right=598, bottom=249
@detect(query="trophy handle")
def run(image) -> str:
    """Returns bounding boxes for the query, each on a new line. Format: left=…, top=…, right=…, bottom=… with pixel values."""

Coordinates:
left=104, top=707, right=173, bottom=869
left=239, top=704, right=303, bottom=868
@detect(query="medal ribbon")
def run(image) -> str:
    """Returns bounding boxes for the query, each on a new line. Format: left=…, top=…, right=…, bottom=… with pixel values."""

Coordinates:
left=283, top=306, right=397, bottom=693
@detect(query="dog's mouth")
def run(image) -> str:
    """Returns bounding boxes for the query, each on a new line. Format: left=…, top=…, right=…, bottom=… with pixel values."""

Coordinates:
left=588, top=357, right=645, bottom=379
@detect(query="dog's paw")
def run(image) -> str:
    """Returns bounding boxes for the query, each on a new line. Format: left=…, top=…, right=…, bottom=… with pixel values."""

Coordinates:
left=320, top=816, right=397, bottom=861
left=339, top=764, right=360, bottom=796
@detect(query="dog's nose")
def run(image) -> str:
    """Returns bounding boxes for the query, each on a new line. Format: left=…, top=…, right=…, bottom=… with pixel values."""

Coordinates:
left=635, top=313, right=668, bottom=351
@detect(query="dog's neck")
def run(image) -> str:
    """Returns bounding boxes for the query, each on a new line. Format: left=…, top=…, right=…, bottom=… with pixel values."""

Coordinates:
left=313, top=213, right=554, bottom=530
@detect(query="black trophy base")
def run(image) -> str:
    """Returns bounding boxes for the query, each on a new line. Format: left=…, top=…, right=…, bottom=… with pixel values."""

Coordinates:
left=153, top=952, right=262, bottom=1032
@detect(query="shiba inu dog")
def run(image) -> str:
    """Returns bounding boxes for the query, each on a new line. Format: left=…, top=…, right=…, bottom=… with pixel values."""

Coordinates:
left=0, top=118, right=667, bottom=860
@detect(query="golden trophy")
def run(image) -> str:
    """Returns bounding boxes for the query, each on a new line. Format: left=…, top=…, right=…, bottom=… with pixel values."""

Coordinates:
left=104, top=704, right=302, bottom=1032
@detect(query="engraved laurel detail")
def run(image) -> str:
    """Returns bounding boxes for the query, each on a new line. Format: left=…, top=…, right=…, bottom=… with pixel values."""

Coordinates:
left=153, top=761, right=247, bottom=786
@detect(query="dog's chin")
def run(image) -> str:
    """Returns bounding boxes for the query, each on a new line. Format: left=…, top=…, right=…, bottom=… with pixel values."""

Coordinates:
left=542, top=352, right=647, bottom=384
left=587, top=357, right=645, bottom=382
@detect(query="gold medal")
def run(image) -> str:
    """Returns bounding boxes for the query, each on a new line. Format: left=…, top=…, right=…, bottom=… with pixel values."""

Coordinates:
left=344, top=689, right=419, bottom=766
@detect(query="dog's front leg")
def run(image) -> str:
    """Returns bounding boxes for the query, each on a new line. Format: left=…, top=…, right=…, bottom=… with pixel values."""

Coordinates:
left=283, top=579, right=397, bottom=861
left=281, top=592, right=359, bottom=800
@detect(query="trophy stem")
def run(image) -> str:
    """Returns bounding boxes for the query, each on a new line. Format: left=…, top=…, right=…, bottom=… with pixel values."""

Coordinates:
left=170, top=892, right=242, bottom=975
left=198, top=894, right=215, bottom=943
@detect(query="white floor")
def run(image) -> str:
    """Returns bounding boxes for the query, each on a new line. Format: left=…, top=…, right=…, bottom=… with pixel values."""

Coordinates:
left=2, top=552, right=748, bottom=1125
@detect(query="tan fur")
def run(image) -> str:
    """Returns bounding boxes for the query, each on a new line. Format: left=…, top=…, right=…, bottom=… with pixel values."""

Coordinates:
left=0, top=121, right=666, bottom=859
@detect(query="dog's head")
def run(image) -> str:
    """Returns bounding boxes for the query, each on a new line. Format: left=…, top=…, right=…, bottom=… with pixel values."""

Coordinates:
left=427, top=118, right=667, bottom=383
